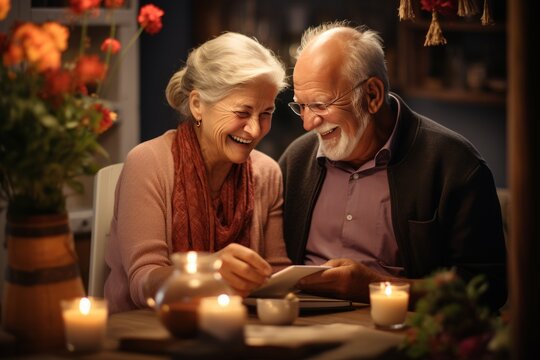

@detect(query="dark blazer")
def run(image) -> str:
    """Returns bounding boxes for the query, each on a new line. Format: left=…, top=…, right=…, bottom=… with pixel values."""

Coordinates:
left=278, top=94, right=507, bottom=311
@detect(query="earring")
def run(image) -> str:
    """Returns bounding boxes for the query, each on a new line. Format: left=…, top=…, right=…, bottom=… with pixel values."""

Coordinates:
left=195, top=118, right=201, bottom=127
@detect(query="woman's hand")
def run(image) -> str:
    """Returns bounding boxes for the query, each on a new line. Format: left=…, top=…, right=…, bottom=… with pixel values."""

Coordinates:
left=217, top=243, right=272, bottom=297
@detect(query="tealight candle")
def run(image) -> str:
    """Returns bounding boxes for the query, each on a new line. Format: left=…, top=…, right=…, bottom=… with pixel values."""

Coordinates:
left=61, top=297, right=108, bottom=352
left=369, top=282, right=410, bottom=329
left=198, top=294, right=246, bottom=344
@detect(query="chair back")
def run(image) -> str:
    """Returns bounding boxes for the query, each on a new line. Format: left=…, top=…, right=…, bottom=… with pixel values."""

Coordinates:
left=88, top=163, right=123, bottom=297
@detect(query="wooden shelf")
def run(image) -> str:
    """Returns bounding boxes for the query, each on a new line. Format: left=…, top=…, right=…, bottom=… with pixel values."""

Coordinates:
left=30, top=8, right=136, bottom=26
left=402, top=87, right=506, bottom=106
left=401, top=19, right=506, bottom=33
left=397, top=7, right=507, bottom=108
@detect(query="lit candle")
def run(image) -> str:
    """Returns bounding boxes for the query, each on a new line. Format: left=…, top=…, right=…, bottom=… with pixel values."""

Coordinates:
left=369, top=282, right=410, bottom=329
left=61, top=297, right=108, bottom=352
left=198, top=294, right=246, bottom=343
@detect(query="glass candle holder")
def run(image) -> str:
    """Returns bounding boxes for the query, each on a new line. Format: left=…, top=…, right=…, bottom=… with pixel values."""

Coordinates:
left=152, top=251, right=233, bottom=338
left=198, top=294, right=246, bottom=345
left=61, top=297, right=108, bottom=352
left=369, top=282, right=410, bottom=330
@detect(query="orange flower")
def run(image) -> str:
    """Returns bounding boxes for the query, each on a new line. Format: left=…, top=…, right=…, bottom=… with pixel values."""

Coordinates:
left=2, top=41, right=22, bottom=66
left=137, top=4, right=164, bottom=35
left=74, top=55, right=106, bottom=85
left=42, top=22, right=69, bottom=52
left=5, top=22, right=63, bottom=71
left=69, top=0, right=101, bottom=15
left=100, top=38, right=121, bottom=54
left=0, top=0, right=10, bottom=21
left=36, top=48, right=61, bottom=72
left=104, top=0, right=124, bottom=9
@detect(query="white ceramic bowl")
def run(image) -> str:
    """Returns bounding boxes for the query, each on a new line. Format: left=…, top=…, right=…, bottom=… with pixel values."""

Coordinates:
left=256, top=294, right=299, bottom=325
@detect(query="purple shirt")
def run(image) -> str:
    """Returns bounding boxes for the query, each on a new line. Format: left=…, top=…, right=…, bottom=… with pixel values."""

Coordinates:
left=305, top=94, right=405, bottom=277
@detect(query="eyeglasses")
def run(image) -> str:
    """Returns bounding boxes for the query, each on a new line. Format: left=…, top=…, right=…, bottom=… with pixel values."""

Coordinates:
left=288, top=77, right=370, bottom=117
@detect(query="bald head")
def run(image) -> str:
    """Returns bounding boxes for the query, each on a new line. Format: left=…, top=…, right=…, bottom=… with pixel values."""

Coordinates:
left=294, top=28, right=357, bottom=91
left=294, top=22, right=390, bottom=95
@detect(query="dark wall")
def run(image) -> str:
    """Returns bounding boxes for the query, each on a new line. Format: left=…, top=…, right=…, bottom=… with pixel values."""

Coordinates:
left=405, top=98, right=507, bottom=187
left=139, top=0, right=193, bottom=142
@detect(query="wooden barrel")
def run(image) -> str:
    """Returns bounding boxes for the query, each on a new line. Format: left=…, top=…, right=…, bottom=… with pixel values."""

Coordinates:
left=2, top=213, right=85, bottom=352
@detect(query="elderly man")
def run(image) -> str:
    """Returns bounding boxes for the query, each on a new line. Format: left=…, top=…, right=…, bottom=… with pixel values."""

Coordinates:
left=279, top=22, right=507, bottom=311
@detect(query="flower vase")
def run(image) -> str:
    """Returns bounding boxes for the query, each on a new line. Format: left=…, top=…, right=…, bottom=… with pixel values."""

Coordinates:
left=1, top=213, right=85, bottom=353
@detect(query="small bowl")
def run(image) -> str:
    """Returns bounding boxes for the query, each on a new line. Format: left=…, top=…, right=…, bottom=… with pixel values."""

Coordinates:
left=256, top=293, right=299, bottom=325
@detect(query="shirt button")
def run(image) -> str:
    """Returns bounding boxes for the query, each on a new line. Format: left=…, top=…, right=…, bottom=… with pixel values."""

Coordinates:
left=352, top=173, right=359, bottom=180
left=346, top=214, right=353, bottom=221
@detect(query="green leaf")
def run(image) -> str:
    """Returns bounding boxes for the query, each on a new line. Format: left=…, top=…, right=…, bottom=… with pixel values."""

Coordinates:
left=39, top=115, right=59, bottom=128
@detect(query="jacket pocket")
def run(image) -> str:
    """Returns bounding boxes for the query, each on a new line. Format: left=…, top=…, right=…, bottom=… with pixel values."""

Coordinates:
left=407, top=211, right=443, bottom=276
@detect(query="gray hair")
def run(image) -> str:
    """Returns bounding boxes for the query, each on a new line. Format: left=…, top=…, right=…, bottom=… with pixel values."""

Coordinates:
left=166, top=32, right=287, bottom=119
left=296, top=21, right=390, bottom=115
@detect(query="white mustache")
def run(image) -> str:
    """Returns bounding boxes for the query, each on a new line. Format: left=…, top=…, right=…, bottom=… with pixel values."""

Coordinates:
left=316, top=125, right=338, bottom=136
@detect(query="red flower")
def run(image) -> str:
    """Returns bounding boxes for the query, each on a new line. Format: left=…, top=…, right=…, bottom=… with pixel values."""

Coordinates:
left=457, top=333, right=491, bottom=359
left=100, top=38, right=121, bottom=54
left=93, top=103, right=117, bottom=134
left=42, top=69, right=73, bottom=98
left=420, top=0, right=455, bottom=15
left=104, top=0, right=124, bottom=8
left=74, top=55, right=106, bottom=86
left=69, top=0, right=102, bottom=15
left=137, top=4, right=164, bottom=35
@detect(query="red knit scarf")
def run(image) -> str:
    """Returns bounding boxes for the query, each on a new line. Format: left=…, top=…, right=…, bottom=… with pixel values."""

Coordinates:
left=171, top=122, right=253, bottom=252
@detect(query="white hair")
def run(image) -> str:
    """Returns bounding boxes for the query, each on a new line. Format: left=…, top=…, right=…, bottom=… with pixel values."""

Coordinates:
left=166, top=32, right=287, bottom=120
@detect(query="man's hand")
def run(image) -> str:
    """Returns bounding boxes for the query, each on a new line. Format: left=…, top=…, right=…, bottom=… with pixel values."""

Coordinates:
left=217, top=243, right=272, bottom=297
left=296, top=258, right=390, bottom=303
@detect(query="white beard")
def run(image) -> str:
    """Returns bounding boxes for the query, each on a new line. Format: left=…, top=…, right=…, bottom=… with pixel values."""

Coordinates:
left=317, top=111, right=371, bottom=161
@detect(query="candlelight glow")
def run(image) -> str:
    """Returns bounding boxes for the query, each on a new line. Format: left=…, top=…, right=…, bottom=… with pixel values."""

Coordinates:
left=79, top=297, right=91, bottom=315
left=186, top=251, right=198, bottom=274
left=384, top=282, right=392, bottom=296
left=217, top=294, right=230, bottom=307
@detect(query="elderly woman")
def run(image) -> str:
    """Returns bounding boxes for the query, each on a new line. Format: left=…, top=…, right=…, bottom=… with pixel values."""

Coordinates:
left=105, top=32, right=291, bottom=313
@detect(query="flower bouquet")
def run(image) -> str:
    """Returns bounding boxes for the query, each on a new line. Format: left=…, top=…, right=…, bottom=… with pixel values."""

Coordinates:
left=0, top=0, right=164, bottom=352
left=400, top=269, right=510, bottom=360
left=0, top=0, right=164, bottom=217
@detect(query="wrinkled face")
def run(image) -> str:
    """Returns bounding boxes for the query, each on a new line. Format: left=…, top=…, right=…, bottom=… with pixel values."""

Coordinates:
left=197, top=80, right=278, bottom=166
left=292, top=73, right=371, bottom=162
left=315, top=105, right=371, bottom=161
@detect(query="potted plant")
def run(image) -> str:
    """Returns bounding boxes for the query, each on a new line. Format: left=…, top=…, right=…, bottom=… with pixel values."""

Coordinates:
left=400, top=269, right=510, bottom=360
left=0, top=0, right=163, bottom=351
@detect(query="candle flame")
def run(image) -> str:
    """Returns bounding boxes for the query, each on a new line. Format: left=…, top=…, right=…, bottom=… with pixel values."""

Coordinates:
left=217, top=294, right=230, bottom=307
left=79, top=297, right=91, bottom=315
left=384, top=282, right=393, bottom=296
left=186, top=251, right=198, bottom=274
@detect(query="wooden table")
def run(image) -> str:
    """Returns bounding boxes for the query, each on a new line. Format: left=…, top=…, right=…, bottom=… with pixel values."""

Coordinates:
left=1, top=304, right=408, bottom=359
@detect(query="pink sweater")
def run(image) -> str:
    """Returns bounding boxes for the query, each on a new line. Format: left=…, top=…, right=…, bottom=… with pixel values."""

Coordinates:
left=104, top=130, right=291, bottom=313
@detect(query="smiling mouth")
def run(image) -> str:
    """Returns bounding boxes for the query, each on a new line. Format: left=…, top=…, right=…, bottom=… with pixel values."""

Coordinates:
left=229, top=135, right=253, bottom=144
left=319, top=127, right=337, bottom=136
